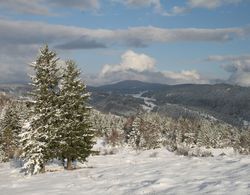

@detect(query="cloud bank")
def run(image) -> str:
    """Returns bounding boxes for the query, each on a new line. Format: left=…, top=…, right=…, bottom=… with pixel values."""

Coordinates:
left=0, top=0, right=246, bottom=17
left=1, top=19, right=248, bottom=48
left=0, top=18, right=249, bottom=84
left=90, top=51, right=250, bottom=87
left=166, top=0, right=243, bottom=16
left=188, top=0, right=241, bottom=9
left=87, top=50, right=208, bottom=86
left=115, top=0, right=244, bottom=16
left=207, top=54, right=250, bottom=86
left=101, top=50, right=155, bottom=75
left=0, top=0, right=100, bottom=15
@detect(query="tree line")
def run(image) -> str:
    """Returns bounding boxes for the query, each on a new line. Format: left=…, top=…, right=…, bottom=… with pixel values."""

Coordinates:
left=0, top=45, right=95, bottom=174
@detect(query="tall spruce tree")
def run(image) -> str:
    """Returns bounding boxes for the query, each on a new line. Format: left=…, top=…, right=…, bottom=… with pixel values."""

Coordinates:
left=58, top=60, right=95, bottom=170
left=0, top=103, right=21, bottom=161
left=20, top=45, right=60, bottom=174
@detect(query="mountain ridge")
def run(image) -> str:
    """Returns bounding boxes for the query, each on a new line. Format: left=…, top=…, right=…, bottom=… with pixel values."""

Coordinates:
left=88, top=80, right=250, bottom=127
left=1, top=80, right=250, bottom=127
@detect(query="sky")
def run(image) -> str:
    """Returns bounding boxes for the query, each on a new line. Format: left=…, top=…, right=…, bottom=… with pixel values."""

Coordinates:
left=0, top=0, right=250, bottom=86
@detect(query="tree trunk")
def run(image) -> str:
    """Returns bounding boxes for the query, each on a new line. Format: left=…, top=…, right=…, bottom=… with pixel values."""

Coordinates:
left=40, top=164, right=45, bottom=173
left=66, top=158, right=72, bottom=170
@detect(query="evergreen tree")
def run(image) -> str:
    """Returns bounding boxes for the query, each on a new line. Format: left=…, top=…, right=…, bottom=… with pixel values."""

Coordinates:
left=20, top=45, right=60, bottom=174
left=0, top=122, right=4, bottom=162
left=90, top=110, right=126, bottom=147
left=129, top=115, right=141, bottom=149
left=0, top=103, right=22, bottom=161
left=139, top=113, right=162, bottom=149
left=20, top=119, right=46, bottom=174
left=58, top=60, right=95, bottom=170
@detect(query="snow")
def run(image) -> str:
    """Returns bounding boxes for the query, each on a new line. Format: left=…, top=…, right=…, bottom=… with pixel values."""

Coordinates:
left=0, top=148, right=249, bottom=195
left=131, top=92, right=156, bottom=112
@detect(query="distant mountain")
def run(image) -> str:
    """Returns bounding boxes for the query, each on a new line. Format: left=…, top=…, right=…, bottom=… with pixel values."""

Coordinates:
left=88, top=80, right=250, bottom=127
left=0, top=83, right=31, bottom=97
left=1, top=80, right=250, bottom=127
left=88, top=80, right=166, bottom=94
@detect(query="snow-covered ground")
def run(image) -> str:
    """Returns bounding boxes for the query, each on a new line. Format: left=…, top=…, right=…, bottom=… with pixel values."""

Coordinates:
left=131, top=92, right=156, bottom=111
left=0, top=148, right=249, bottom=195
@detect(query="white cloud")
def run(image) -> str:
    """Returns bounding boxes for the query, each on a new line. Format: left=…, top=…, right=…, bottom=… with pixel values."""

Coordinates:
left=122, top=0, right=160, bottom=7
left=48, top=0, right=100, bottom=11
left=170, top=6, right=190, bottom=15
left=0, top=44, right=38, bottom=83
left=89, top=50, right=208, bottom=86
left=0, top=0, right=50, bottom=15
left=228, top=71, right=250, bottom=86
left=0, top=19, right=249, bottom=83
left=120, top=0, right=165, bottom=14
left=0, top=0, right=100, bottom=15
left=206, top=54, right=250, bottom=86
left=101, top=50, right=155, bottom=75
left=0, top=0, right=245, bottom=17
left=89, top=68, right=208, bottom=86
left=207, top=54, right=250, bottom=72
left=1, top=19, right=248, bottom=47
left=163, top=70, right=201, bottom=81
left=115, top=0, right=175, bottom=16
left=188, top=0, right=241, bottom=9
left=114, top=0, right=244, bottom=16
left=166, top=0, right=243, bottom=16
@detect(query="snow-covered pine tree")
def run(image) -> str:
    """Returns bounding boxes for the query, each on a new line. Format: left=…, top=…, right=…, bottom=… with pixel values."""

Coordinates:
left=20, top=45, right=60, bottom=174
left=90, top=110, right=126, bottom=147
left=58, top=60, right=95, bottom=170
left=0, top=103, right=22, bottom=161
left=20, top=119, right=47, bottom=174
left=139, top=113, right=162, bottom=149
left=0, top=106, right=7, bottom=161
left=129, top=115, right=142, bottom=149
left=161, top=116, right=177, bottom=151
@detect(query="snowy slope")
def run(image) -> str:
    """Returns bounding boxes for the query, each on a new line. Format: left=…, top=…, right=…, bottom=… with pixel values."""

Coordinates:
left=0, top=148, right=249, bottom=195
left=131, top=92, right=156, bottom=112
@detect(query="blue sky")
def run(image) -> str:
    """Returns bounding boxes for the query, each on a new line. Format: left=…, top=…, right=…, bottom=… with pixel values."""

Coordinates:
left=0, top=0, right=250, bottom=86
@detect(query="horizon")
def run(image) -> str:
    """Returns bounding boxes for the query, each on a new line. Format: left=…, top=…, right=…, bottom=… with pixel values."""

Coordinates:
left=0, top=0, right=250, bottom=86
left=0, top=79, right=247, bottom=88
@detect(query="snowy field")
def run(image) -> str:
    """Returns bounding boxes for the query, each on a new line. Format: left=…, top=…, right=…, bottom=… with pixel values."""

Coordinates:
left=0, top=148, right=249, bottom=195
